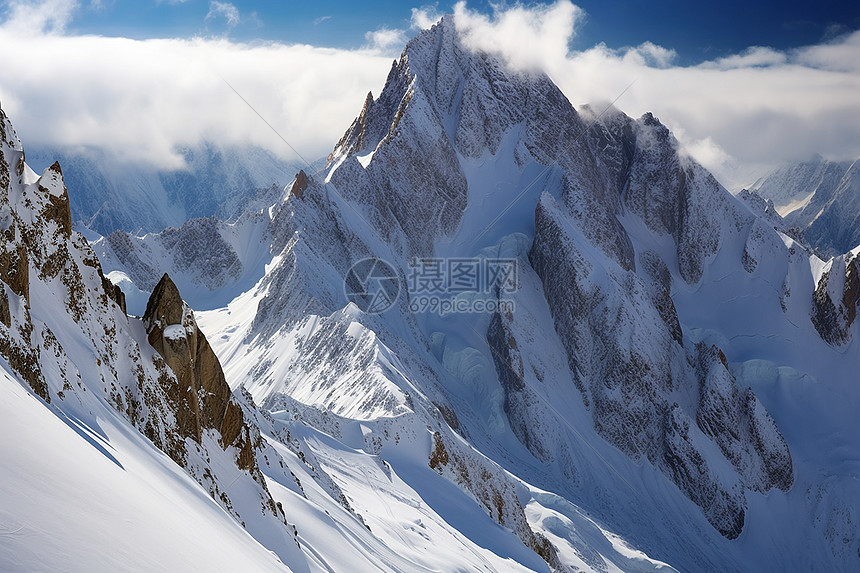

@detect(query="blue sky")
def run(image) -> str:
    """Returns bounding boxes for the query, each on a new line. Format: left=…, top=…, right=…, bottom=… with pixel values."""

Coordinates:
left=58, top=0, right=860, bottom=64
left=0, top=0, right=859, bottom=188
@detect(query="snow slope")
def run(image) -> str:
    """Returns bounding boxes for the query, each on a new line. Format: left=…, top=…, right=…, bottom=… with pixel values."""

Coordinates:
left=0, top=368, right=290, bottom=573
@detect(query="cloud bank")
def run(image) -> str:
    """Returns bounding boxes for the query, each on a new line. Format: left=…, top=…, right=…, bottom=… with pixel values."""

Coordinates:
left=0, top=0, right=858, bottom=189
left=0, top=3, right=395, bottom=168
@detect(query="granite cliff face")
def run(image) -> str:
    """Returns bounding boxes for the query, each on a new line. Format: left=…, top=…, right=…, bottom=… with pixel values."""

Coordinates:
left=144, top=273, right=253, bottom=465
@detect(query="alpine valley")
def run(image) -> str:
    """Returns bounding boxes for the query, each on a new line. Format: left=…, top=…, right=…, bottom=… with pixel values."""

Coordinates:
left=2, top=16, right=859, bottom=573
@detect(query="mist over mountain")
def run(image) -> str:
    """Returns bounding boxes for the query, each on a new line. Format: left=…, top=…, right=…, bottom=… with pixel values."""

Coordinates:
left=25, top=143, right=304, bottom=236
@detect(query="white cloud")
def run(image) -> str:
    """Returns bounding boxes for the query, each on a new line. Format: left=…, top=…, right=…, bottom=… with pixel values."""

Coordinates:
left=206, top=1, right=239, bottom=30
left=2, top=0, right=77, bottom=33
left=313, top=15, right=332, bottom=26
left=448, top=0, right=584, bottom=71
left=551, top=30, right=860, bottom=186
left=424, top=1, right=860, bottom=188
left=411, top=5, right=443, bottom=30
left=0, top=0, right=858, bottom=191
left=795, top=30, right=860, bottom=73
left=629, top=42, right=677, bottom=68
left=364, top=27, right=407, bottom=53
left=0, top=25, right=394, bottom=168
left=705, top=46, right=787, bottom=70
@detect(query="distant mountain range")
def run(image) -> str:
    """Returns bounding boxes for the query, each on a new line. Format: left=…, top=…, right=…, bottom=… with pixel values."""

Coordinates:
left=751, top=155, right=860, bottom=257
left=25, top=143, right=307, bottom=236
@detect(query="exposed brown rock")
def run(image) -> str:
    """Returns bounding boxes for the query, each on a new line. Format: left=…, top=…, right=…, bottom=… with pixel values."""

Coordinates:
left=220, top=401, right=245, bottom=451
left=0, top=287, right=9, bottom=328
left=39, top=163, right=72, bottom=237
left=289, top=170, right=309, bottom=199
left=100, top=270, right=127, bottom=315
left=428, top=431, right=449, bottom=470
left=144, top=273, right=186, bottom=338
left=143, top=273, right=243, bottom=450
left=355, top=91, right=374, bottom=149
left=328, top=92, right=374, bottom=164
left=0, top=321, right=48, bottom=403
left=0, top=244, right=28, bottom=303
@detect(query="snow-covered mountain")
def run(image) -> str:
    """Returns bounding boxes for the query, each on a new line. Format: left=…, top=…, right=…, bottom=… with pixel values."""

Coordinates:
left=751, top=156, right=860, bottom=257
left=0, top=105, right=308, bottom=571
left=25, top=143, right=302, bottom=236
left=90, top=207, right=276, bottom=315
left=194, top=16, right=855, bottom=571
left=5, top=13, right=860, bottom=573
left=5, top=99, right=619, bottom=572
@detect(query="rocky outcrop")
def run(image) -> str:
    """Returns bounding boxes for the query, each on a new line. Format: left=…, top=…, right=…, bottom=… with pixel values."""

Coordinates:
left=39, top=162, right=72, bottom=237
left=0, top=109, right=83, bottom=402
left=140, top=275, right=289, bottom=533
left=99, top=268, right=127, bottom=315
left=288, top=169, right=308, bottom=198
left=0, top=243, right=28, bottom=303
left=427, top=428, right=563, bottom=570
left=811, top=255, right=860, bottom=346
left=639, top=250, right=683, bottom=344
left=143, top=273, right=254, bottom=462
left=487, top=309, right=553, bottom=462
left=662, top=403, right=746, bottom=539
left=695, top=344, right=794, bottom=495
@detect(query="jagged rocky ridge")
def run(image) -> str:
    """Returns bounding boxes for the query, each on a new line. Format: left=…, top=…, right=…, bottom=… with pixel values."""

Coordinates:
left=3, top=99, right=607, bottom=572
left=0, top=104, right=310, bottom=569
left=230, top=16, right=859, bottom=568
left=317, top=17, right=799, bottom=540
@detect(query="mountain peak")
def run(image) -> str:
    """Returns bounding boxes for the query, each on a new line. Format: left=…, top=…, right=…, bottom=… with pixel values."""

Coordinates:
left=142, top=270, right=253, bottom=457
left=143, top=272, right=184, bottom=335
